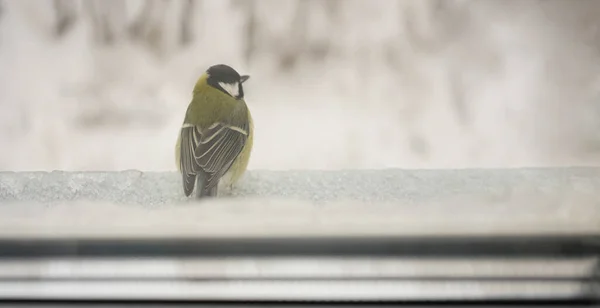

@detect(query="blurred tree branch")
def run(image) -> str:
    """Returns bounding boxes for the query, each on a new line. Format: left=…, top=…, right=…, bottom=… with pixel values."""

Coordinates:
left=53, top=0, right=77, bottom=38
left=84, top=0, right=127, bottom=45
left=180, top=0, right=198, bottom=46
left=237, top=0, right=258, bottom=64
left=278, top=0, right=309, bottom=72
left=305, top=0, right=337, bottom=62
left=129, top=0, right=155, bottom=42
left=128, top=0, right=169, bottom=56
left=235, top=0, right=336, bottom=68
left=402, top=0, right=468, bottom=53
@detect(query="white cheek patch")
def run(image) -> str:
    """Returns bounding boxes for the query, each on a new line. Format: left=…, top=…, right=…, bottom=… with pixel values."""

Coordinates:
left=218, top=82, right=240, bottom=98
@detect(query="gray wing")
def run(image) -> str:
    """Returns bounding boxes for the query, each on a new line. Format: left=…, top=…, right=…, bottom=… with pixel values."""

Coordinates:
left=179, top=122, right=248, bottom=196
left=179, top=125, right=200, bottom=196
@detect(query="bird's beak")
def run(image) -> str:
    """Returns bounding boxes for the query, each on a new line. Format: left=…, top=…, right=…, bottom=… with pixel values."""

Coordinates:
left=240, top=75, right=250, bottom=84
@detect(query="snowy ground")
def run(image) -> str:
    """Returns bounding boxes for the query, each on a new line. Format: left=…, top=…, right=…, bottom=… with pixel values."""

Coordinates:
left=2, top=0, right=600, bottom=172
left=0, top=168, right=598, bottom=238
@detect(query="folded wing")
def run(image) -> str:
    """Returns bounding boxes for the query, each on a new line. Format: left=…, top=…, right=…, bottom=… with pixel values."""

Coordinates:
left=179, top=121, right=249, bottom=197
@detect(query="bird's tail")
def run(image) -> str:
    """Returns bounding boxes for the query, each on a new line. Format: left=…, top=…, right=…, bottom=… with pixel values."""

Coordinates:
left=195, top=174, right=218, bottom=198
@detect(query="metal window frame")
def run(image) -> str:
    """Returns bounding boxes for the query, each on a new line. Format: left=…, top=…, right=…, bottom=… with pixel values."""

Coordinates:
left=0, top=234, right=597, bottom=305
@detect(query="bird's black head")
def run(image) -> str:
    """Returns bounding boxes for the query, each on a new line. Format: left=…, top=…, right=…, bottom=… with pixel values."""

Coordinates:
left=206, top=64, right=250, bottom=99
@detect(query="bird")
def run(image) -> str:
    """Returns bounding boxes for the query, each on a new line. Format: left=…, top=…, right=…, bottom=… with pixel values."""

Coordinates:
left=175, top=64, right=253, bottom=198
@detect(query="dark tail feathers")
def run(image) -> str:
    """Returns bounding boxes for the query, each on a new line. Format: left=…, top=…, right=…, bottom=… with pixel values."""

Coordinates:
left=195, top=174, right=218, bottom=198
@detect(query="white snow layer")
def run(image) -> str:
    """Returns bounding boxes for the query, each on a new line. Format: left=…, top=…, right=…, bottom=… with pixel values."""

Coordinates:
left=0, top=168, right=598, bottom=238
left=1, top=167, right=600, bottom=205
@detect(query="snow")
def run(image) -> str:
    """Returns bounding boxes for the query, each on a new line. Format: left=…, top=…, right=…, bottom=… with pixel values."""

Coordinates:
left=1, top=167, right=599, bottom=205
left=1, top=1, right=600, bottom=172
left=0, top=168, right=598, bottom=238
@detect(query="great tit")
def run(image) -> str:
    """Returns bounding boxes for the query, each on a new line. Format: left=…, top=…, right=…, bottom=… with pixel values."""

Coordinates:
left=175, top=64, right=253, bottom=198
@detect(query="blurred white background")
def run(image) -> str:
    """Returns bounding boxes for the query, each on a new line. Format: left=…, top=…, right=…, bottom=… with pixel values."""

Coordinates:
left=1, top=0, right=600, bottom=171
